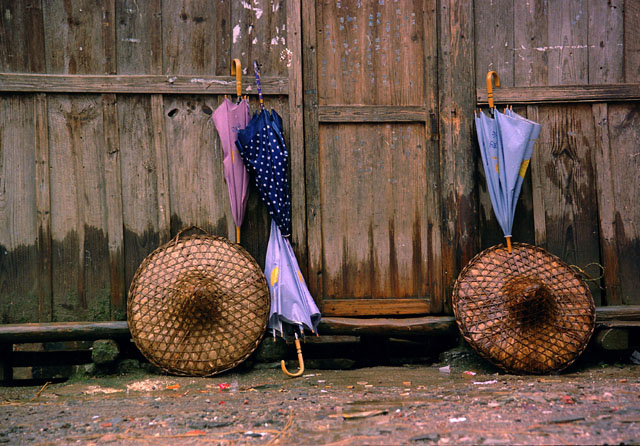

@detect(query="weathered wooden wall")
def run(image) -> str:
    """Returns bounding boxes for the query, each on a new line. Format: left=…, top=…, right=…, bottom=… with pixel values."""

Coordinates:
left=1, top=0, right=638, bottom=325
left=0, top=0, right=297, bottom=323
left=475, top=0, right=640, bottom=307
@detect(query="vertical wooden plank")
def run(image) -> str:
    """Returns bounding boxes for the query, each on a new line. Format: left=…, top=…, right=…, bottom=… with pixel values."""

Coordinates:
left=527, top=105, right=547, bottom=247
left=423, top=0, right=443, bottom=312
left=474, top=0, right=514, bottom=87
left=162, top=0, right=218, bottom=75
left=592, top=103, right=619, bottom=306
left=547, top=0, right=588, bottom=85
left=588, top=0, right=623, bottom=84
left=48, top=95, right=112, bottom=321
left=302, top=0, right=323, bottom=304
left=605, top=103, right=640, bottom=305
left=625, top=0, right=640, bottom=82
left=0, top=95, right=39, bottom=323
left=118, top=96, right=160, bottom=291
left=117, top=0, right=164, bottom=74
left=0, top=0, right=46, bottom=73
left=43, top=0, right=105, bottom=74
left=102, top=93, right=125, bottom=319
left=230, top=0, right=287, bottom=77
left=35, top=93, right=53, bottom=322
left=163, top=95, right=230, bottom=236
left=151, top=94, right=171, bottom=244
left=438, top=0, right=477, bottom=313
left=286, top=0, right=307, bottom=271
left=513, top=0, right=548, bottom=86
left=533, top=104, right=601, bottom=302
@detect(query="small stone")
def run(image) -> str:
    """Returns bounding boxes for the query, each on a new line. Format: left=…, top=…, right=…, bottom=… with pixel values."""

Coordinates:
left=91, top=340, right=120, bottom=365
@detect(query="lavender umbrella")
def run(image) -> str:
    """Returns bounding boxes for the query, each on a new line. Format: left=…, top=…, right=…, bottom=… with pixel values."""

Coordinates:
left=212, top=97, right=251, bottom=243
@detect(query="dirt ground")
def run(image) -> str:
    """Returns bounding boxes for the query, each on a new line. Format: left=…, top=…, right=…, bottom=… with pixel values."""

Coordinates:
left=1, top=358, right=639, bottom=446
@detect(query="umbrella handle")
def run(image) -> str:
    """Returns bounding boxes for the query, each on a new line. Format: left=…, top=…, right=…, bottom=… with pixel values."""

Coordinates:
left=231, top=59, right=242, bottom=99
left=281, top=338, right=305, bottom=378
left=486, top=71, right=500, bottom=109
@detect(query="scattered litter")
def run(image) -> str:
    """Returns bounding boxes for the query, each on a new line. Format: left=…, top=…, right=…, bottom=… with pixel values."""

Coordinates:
left=402, top=381, right=412, bottom=386
left=462, top=371, right=476, bottom=377
left=631, top=350, right=640, bottom=365
left=546, top=415, right=585, bottom=424
left=127, top=379, right=169, bottom=392
left=439, top=365, right=450, bottom=374
left=357, top=381, right=368, bottom=385
left=218, top=383, right=231, bottom=391
left=244, top=431, right=267, bottom=438
left=474, top=380, right=497, bottom=385
left=449, top=417, right=467, bottom=423
left=166, top=384, right=180, bottom=390
left=83, top=386, right=123, bottom=395
left=329, top=409, right=388, bottom=420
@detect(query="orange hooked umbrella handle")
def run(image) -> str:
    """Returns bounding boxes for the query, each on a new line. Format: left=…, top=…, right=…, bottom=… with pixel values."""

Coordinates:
left=231, top=59, right=242, bottom=99
left=486, top=71, right=500, bottom=109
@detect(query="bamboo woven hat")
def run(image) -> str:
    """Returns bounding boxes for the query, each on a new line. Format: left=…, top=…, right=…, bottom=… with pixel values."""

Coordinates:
left=127, top=229, right=270, bottom=376
left=452, top=242, right=595, bottom=374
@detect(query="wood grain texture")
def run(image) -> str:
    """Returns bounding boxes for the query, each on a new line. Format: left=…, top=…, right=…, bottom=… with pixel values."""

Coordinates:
left=474, top=0, right=514, bottom=87
left=476, top=84, right=640, bottom=105
left=0, top=73, right=289, bottom=95
left=438, top=0, right=477, bottom=313
left=318, top=123, right=429, bottom=301
left=527, top=105, right=547, bottom=248
left=318, top=106, right=428, bottom=122
left=533, top=104, right=602, bottom=303
left=150, top=94, right=171, bottom=244
left=322, top=299, right=431, bottom=317
left=117, top=95, right=160, bottom=290
left=163, top=95, right=229, bottom=237
left=34, top=94, right=53, bottom=322
left=43, top=0, right=106, bottom=74
left=0, top=95, right=39, bottom=323
left=0, top=0, right=46, bottom=73
left=547, top=0, right=589, bottom=85
left=102, top=94, right=125, bottom=319
left=302, top=0, right=323, bottom=302
left=624, top=0, right=640, bottom=82
left=47, top=95, right=112, bottom=321
left=422, top=0, right=443, bottom=313
left=513, top=0, right=548, bottom=86
left=316, top=0, right=426, bottom=106
left=604, top=103, right=640, bottom=305
left=588, top=0, right=623, bottom=83
left=116, top=0, right=156, bottom=74
left=287, top=0, right=307, bottom=269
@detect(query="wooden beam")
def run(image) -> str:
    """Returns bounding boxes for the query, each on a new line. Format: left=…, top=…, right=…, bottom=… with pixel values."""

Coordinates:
left=0, top=321, right=130, bottom=344
left=319, top=316, right=457, bottom=337
left=476, top=84, right=640, bottom=105
left=322, top=299, right=431, bottom=317
left=0, top=73, right=289, bottom=95
left=287, top=0, right=307, bottom=270
left=318, top=105, right=429, bottom=123
left=595, top=305, right=640, bottom=321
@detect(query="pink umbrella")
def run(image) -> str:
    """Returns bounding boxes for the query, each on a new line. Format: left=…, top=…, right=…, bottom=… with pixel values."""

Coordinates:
left=212, top=95, right=251, bottom=244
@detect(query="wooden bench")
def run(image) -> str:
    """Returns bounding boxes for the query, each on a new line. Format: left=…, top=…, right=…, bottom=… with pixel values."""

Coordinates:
left=1, top=306, right=638, bottom=380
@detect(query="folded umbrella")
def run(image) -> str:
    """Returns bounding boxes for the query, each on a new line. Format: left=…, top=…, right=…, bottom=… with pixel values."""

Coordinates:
left=212, top=96, right=251, bottom=243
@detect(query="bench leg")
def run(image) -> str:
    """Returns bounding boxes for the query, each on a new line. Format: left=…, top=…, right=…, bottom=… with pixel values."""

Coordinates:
left=1, top=344, right=13, bottom=382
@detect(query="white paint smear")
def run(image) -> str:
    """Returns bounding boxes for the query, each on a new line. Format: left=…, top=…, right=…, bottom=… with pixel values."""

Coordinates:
left=233, top=24, right=241, bottom=43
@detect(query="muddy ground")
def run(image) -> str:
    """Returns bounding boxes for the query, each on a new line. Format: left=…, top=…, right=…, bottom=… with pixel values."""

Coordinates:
left=1, top=354, right=639, bottom=445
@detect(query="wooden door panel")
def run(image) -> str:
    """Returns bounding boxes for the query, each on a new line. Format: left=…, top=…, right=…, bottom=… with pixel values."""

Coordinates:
left=304, top=0, right=438, bottom=316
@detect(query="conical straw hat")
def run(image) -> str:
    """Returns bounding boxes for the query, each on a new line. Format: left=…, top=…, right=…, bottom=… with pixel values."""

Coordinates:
left=127, top=232, right=269, bottom=376
left=452, top=243, right=595, bottom=374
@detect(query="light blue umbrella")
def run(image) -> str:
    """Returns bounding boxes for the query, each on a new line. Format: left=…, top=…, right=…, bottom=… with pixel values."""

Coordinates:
left=265, top=220, right=321, bottom=377
left=475, top=107, right=540, bottom=253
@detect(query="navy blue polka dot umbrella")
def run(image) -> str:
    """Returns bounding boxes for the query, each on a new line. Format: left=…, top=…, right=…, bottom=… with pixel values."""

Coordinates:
left=236, top=61, right=291, bottom=237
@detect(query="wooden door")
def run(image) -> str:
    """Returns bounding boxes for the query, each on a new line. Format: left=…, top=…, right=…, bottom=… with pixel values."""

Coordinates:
left=303, top=0, right=440, bottom=317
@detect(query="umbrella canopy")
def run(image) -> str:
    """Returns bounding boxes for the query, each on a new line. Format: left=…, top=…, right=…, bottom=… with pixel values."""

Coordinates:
left=475, top=107, right=540, bottom=250
left=212, top=97, right=251, bottom=243
left=265, top=220, right=321, bottom=339
left=235, top=65, right=292, bottom=237
left=236, top=109, right=291, bottom=237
